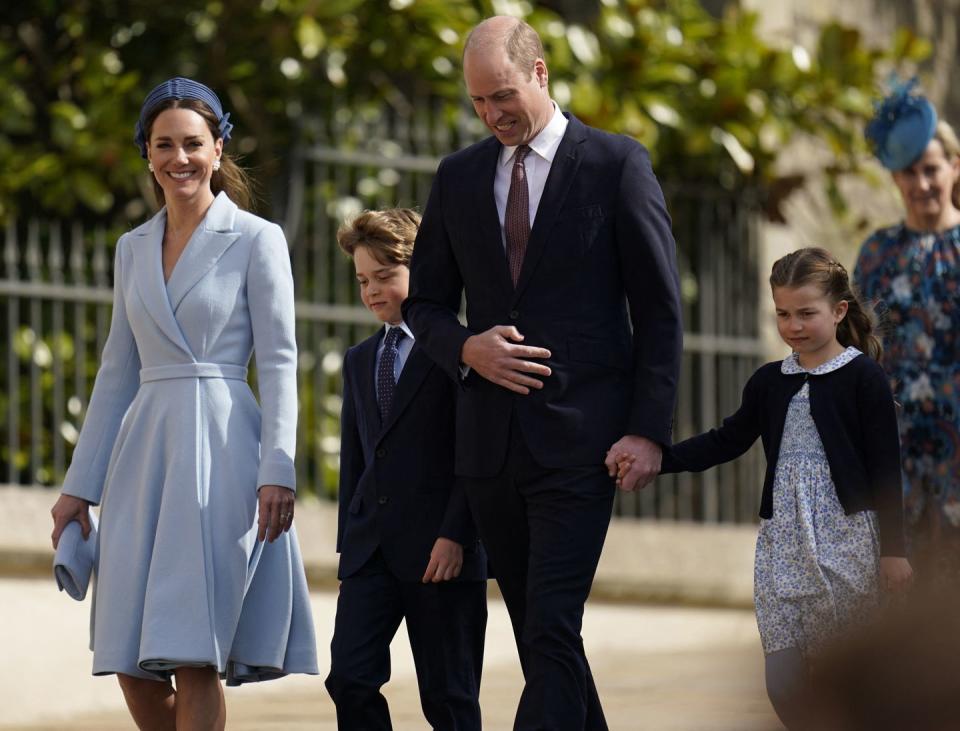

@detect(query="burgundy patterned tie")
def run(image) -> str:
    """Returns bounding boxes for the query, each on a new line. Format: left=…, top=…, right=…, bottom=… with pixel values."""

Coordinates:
left=505, top=144, right=531, bottom=286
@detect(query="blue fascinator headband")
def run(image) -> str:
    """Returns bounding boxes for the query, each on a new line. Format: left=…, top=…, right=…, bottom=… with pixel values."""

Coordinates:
left=133, top=77, right=234, bottom=159
left=865, top=77, right=937, bottom=171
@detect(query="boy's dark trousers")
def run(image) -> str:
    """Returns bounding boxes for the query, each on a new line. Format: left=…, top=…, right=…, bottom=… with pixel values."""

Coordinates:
left=327, top=331, right=488, bottom=730
left=326, top=550, right=487, bottom=730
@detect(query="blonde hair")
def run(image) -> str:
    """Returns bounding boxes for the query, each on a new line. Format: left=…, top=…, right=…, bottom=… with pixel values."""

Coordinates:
left=933, top=119, right=960, bottom=209
left=336, top=208, right=421, bottom=266
left=769, top=247, right=883, bottom=362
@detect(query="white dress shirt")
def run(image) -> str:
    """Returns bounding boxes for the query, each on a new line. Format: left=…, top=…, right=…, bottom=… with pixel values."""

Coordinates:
left=374, top=321, right=415, bottom=402
left=494, top=102, right=569, bottom=247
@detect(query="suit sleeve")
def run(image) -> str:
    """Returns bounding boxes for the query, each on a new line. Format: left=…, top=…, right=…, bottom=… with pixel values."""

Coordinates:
left=61, top=237, right=141, bottom=505
left=336, top=350, right=365, bottom=554
left=402, top=160, right=472, bottom=383
left=248, top=223, right=298, bottom=491
left=859, top=362, right=906, bottom=556
left=660, top=369, right=763, bottom=474
left=616, top=143, right=683, bottom=447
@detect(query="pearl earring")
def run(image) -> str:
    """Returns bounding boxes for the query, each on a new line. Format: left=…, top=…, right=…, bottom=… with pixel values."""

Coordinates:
left=212, top=160, right=221, bottom=172
left=148, top=162, right=154, bottom=172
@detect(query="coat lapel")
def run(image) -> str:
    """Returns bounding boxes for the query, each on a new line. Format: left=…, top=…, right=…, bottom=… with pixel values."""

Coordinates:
left=378, top=344, right=433, bottom=440
left=513, top=114, right=587, bottom=301
left=166, top=192, right=242, bottom=313
left=130, top=210, right=194, bottom=358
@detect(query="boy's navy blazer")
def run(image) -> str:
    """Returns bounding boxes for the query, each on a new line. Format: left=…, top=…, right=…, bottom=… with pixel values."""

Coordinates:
left=336, top=328, right=486, bottom=582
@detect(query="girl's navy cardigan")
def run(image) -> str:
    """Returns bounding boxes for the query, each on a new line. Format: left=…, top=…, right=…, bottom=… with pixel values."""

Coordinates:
left=660, top=354, right=905, bottom=556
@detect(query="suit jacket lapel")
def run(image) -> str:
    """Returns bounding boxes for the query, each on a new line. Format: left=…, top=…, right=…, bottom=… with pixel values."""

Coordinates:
left=378, top=345, right=433, bottom=440
left=166, top=192, right=242, bottom=313
left=513, top=115, right=587, bottom=301
left=354, top=334, right=381, bottom=443
left=474, top=139, right=515, bottom=297
left=130, top=210, right=194, bottom=358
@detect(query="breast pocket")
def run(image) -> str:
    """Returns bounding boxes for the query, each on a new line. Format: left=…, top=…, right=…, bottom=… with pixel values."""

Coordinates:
left=552, top=205, right=605, bottom=258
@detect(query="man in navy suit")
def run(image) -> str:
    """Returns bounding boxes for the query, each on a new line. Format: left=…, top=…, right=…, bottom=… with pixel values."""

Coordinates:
left=326, top=208, right=487, bottom=730
left=402, top=16, right=683, bottom=730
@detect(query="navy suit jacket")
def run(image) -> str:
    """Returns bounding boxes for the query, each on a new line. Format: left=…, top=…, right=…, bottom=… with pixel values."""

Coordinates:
left=403, top=114, right=683, bottom=477
left=336, top=329, right=486, bottom=582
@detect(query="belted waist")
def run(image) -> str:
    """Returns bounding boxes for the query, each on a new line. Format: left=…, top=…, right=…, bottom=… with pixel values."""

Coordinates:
left=139, top=363, right=248, bottom=384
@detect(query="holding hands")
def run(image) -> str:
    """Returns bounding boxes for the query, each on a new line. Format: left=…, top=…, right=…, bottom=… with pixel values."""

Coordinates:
left=605, top=435, right=662, bottom=492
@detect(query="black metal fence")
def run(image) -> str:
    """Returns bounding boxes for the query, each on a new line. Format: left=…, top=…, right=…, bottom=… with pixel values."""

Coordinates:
left=0, top=102, right=765, bottom=523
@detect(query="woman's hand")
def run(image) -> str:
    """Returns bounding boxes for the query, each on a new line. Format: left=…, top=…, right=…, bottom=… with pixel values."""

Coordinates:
left=258, top=485, right=295, bottom=543
left=50, top=494, right=93, bottom=549
left=880, top=556, right=913, bottom=593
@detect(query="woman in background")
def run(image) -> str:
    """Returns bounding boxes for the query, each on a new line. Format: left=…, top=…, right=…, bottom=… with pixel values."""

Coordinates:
left=855, top=79, right=960, bottom=583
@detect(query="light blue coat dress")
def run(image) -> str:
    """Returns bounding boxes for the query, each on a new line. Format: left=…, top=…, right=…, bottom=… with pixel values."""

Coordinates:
left=61, top=192, right=318, bottom=684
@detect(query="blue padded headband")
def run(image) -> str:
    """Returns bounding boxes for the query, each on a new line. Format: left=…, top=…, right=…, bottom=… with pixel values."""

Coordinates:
left=134, top=77, right=233, bottom=159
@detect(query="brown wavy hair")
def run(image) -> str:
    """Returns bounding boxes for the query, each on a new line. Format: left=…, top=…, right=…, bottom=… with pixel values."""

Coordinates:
left=142, top=98, right=253, bottom=211
left=769, top=247, right=883, bottom=361
left=336, top=208, right=421, bottom=266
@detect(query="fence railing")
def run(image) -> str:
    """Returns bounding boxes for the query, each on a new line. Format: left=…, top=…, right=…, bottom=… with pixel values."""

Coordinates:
left=1, top=103, right=765, bottom=523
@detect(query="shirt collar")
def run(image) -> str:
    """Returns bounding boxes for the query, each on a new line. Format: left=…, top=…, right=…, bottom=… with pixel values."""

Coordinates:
left=383, top=321, right=415, bottom=342
left=499, top=102, right=568, bottom=167
left=780, top=346, right=861, bottom=375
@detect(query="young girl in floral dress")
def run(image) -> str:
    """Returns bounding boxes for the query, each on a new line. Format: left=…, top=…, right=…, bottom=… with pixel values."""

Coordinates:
left=617, top=248, right=913, bottom=728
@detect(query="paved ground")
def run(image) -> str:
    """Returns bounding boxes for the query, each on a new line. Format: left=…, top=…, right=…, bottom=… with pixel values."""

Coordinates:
left=1, top=578, right=779, bottom=730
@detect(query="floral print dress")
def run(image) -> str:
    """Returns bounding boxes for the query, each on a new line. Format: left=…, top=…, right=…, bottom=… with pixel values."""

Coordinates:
left=754, top=347, right=880, bottom=657
left=854, top=224, right=960, bottom=558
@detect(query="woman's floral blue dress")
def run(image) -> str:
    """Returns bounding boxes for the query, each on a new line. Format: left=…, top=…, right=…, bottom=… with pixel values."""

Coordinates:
left=854, top=224, right=960, bottom=568
left=754, top=348, right=880, bottom=657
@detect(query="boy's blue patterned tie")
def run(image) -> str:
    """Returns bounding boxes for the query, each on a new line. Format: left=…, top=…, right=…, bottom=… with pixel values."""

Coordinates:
left=377, top=327, right=404, bottom=420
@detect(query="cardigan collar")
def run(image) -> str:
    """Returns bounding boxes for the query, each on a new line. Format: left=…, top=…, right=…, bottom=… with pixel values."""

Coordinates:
left=781, top=346, right=862, bottom=375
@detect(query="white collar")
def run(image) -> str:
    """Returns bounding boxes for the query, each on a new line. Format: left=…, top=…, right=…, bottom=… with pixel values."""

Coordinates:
left=383, top=321, right=415, bottom=342
left=780, top=346, right=861, bottom=375
left=499, top=102, right=568, bottom=167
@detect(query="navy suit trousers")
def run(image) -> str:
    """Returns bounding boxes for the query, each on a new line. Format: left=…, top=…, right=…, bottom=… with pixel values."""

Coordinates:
left=326, top=550, right=487, bottom=730
left=463, top=416, right=615, bottom=731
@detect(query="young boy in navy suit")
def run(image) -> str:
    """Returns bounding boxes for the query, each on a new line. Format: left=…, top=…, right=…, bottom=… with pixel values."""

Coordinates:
left=325, top=208, right=487, bottom=730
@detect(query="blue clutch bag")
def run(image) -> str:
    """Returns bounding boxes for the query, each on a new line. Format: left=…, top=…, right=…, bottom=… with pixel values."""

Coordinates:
left=53, top=509, right=98, bottom=601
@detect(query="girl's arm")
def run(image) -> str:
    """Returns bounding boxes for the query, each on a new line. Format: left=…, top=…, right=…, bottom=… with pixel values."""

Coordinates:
left=660, top=367, right=765, bottom=474
left=859, top=363, right=906, bottom=557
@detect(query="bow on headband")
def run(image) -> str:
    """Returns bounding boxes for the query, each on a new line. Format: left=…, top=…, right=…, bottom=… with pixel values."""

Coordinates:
left=865, top=77, right=937, bottom=171
left=133, top=77, right=234, bottom=159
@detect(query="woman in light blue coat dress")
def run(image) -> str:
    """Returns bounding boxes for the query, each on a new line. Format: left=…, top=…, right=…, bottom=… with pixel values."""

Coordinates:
left=50, top=78, right=317, bottom=730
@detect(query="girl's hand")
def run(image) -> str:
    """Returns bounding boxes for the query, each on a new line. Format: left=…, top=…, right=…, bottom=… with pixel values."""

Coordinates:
left=605, top=450, right=636, bottom=489
left=879, top=556, right=913, bottom=593
left=50, top=494, right=93, bottom=549
left=257, top=485, right=295, bottom=543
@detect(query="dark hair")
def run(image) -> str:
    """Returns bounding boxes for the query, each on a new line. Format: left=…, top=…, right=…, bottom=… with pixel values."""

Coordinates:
left=143, top=98, right=253, bottom=210
left=769, top=247, right=883, bottom=361
left=336, top=208, right=421, bottom=266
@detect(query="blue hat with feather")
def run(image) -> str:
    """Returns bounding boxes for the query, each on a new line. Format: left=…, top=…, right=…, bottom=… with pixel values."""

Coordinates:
left=133, top=77, right=234, bottom=159
left=865, top=77, right=937, bottom=171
